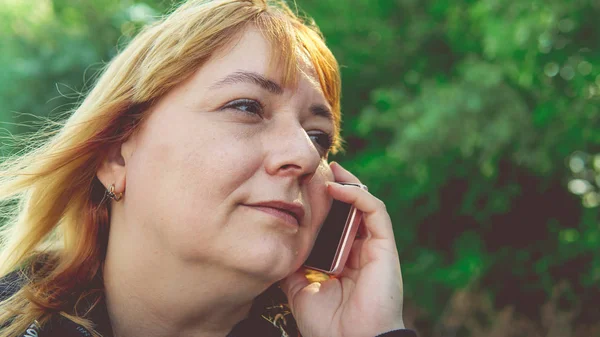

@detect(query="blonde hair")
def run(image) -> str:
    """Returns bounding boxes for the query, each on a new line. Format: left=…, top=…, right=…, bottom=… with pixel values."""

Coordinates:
left=0, top=0, right=341, bottom=335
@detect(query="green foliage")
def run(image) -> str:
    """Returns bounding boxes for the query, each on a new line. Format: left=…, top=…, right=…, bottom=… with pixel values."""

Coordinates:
left=303, top=0, right=600, bottom=327
left=1, top=0, right=599, bottom=334
left=0, top=0, right=167, bottom=133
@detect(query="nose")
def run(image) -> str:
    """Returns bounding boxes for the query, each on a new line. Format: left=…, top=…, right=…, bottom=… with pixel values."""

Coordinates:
left=263, top=119, right=321, bottom=182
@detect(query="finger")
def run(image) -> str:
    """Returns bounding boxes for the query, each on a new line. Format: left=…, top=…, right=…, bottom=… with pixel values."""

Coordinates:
left=345, top=236, right=366, bottom=270
left=357, top=219, right=369, bottom=239
left=326, top=182, right=394, bottom=241
left=330, top=161, right=361, bottom=184
left=339, top=262, right=360, bottom=280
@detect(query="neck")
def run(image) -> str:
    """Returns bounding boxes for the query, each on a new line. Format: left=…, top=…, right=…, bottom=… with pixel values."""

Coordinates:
left=102, top=238, right=272, bottom=337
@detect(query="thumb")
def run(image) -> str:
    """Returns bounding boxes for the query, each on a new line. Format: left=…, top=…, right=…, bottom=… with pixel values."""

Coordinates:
left=280, top=269, right=311, bottom=307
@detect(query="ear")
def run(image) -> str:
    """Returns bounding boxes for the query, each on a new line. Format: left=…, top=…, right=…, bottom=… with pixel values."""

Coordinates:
left=96, top=133, right=137, bottom=195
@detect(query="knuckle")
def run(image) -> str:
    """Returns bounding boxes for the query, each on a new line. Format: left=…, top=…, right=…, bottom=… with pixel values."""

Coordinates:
left=376, top=198, right=387, bottom=210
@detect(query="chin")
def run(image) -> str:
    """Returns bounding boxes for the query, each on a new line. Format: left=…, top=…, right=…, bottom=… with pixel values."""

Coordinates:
left=238, top=247, right=306, bottom=282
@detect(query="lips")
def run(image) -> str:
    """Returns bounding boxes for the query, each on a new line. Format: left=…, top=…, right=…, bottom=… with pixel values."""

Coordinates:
left=244, top=200, right=305, bottom=226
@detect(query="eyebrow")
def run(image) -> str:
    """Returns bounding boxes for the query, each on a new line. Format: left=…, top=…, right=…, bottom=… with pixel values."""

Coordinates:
left=310, top=104, right=334, bottom=123
left=210, top=71, right=284, bottom=95
left=210, top=70, right=334, bottom=123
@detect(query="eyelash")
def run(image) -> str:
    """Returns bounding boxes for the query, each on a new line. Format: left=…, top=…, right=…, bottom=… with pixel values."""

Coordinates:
left=308, top=132, right=334, bottom=154
left=222, top=98, right=264, bottom=117
left=221, top=98, right=334, bottom=154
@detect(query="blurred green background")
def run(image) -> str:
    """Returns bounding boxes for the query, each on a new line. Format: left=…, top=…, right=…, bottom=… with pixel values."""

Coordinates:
left=1, top=0, right=599, bottom=336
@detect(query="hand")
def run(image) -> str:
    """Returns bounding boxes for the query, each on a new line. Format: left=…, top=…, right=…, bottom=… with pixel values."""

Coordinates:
left=280, top=162, right=405, bottom=337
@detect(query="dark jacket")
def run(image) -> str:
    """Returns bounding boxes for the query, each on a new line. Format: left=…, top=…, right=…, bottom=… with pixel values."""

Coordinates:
left=1, top=271, right=417, bottom=337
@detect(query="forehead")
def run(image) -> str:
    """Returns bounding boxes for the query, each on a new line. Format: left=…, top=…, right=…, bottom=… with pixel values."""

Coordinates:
left=203, top=27, right=324, bottom=95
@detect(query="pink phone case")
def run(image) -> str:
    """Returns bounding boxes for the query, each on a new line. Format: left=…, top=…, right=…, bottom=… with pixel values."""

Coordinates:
left=307, top=183, right=367, bottom=276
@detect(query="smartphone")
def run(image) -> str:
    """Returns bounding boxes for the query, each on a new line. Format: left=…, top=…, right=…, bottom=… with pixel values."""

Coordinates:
left=303, top=182, right=368, bottom=276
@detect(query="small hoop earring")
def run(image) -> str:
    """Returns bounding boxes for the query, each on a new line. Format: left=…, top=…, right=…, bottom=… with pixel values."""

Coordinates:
left=106, top=184, right=123, bottom=202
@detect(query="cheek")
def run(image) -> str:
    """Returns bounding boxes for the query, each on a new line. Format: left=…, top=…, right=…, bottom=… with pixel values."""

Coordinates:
left=125, top=115, right=264, bottom=252
left=164, top=134, right=261, bottom=228
left=179, top=138, right=256, bottom=194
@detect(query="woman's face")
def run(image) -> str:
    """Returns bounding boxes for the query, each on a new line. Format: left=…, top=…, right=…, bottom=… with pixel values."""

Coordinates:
left=118, top=27, right=335, bottom=281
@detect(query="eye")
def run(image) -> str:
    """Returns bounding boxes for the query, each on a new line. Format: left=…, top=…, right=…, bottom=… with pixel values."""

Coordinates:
left=307, top=131, right=333, bottom=154
left=221, top=99, right=264, bottom=117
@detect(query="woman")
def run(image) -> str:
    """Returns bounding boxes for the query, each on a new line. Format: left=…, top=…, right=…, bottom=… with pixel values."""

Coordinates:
left=0, top=0, right=415, bottom=336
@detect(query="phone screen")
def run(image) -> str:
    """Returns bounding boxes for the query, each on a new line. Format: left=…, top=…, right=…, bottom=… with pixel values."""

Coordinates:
left=304, top=199, right=352, bottom=271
